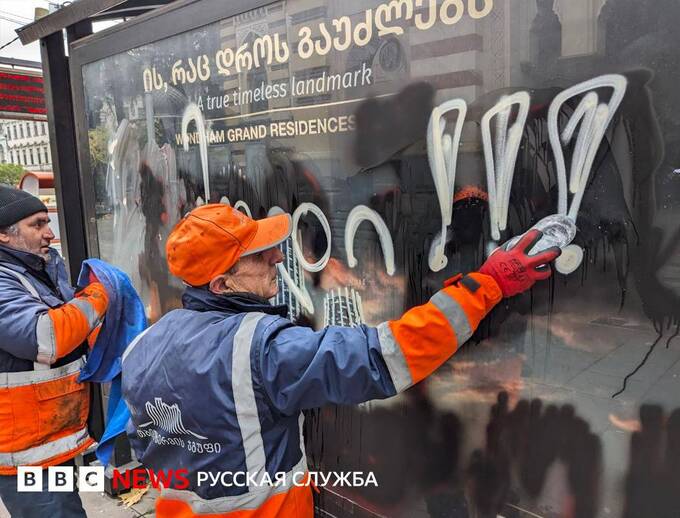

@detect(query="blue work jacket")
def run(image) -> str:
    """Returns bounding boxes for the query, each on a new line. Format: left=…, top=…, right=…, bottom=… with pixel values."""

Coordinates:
left=0, top=245, right=83, bottom=373
left=121, top=288, right=397, bottom=502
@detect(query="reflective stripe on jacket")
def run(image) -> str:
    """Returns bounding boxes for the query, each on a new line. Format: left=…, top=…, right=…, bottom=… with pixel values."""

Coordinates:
left=122, top=274, right=500, bottom=517
left=0, top=251, right=93, bottom=474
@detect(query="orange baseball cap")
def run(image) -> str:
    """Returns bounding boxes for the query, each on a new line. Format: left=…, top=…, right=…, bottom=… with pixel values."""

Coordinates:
left=166, top=204, right=292, bottom=286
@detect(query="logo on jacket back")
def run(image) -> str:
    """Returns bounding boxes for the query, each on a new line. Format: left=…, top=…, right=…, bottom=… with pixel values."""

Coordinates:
left=139, top=397, right=207, bottom=440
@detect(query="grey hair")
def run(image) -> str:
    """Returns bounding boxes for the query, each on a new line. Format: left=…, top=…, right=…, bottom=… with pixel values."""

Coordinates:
left=0, top=224, right=18, bottom=236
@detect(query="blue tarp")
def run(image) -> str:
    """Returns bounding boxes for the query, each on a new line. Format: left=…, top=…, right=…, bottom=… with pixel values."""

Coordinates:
left=77, top=259, right=145, bottom=465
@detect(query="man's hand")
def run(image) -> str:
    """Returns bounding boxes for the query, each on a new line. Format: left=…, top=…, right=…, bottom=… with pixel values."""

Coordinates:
left=479, top=230, right=561, bottom=298
left=77, top=282, right=109, bottom=317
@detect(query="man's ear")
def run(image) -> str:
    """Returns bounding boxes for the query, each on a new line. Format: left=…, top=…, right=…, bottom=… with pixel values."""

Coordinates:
left=0, top=232, right=9, bottom=244
left=208, top=274, right=227, bottom=295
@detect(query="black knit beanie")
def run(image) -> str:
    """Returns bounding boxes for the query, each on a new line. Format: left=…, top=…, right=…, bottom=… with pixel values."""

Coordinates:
left=0, top=185, right=48, bottom=228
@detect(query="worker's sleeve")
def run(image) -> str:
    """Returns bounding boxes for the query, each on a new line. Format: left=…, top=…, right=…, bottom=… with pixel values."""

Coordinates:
left=257, top=272, right=501, bottom=415
left=379, top=272, right=501, bottom=391
left=0, top=275, right=108, bottom=365
left=257, top=319, right=398, bottom=415
left=0, top=277, right=47, bottom=361
left=35, top=283, right=109, bottom=364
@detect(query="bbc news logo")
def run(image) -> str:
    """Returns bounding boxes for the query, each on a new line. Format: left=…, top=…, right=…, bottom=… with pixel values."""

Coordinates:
left=17, top=466, right=188, bottom=492
left=17, top=466, right=105, bottom=492
left=19, top=467, right=377, bottom=492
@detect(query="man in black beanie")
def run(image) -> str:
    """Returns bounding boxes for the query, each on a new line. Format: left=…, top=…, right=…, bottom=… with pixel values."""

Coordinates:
left=0, top=185, right=52, bottom=259
left=0, top=185, right=109, bottom=517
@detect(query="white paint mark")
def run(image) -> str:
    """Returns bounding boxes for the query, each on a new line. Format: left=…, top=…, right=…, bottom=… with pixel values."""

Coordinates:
left=267, top=206, right=285, bottom=216
left=555, top=243, right=584, bottom=275
left=291, top=202, right=332, bottom=273
left=181, top=102, right=210, bottom=203
left=545, top=74, right=627, bottom=274
left=234, top=200, right=252, bottom=217
left=351, top=288, right=364, bottom=324
left=220, top=196, right=231, bottom=205
left=106, top=119, right=145, bottom=290
left=481, top=92, right=531, bottom=242
left=548, top=74, right=627, bottom=218
left=268, top=205, right=314, bottom=316
left=144, top=93, right=155, bottom=148
left=323, top=287, right=364, bottom=327
left=426, top=98, right=467, bottom=271
left=276, top=262, right=314, bottom=314
left=344, top=205, right=396, bottom=276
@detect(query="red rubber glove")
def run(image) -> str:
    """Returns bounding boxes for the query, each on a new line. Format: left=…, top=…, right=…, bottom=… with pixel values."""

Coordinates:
left=479, top=229, right=561, bottom=298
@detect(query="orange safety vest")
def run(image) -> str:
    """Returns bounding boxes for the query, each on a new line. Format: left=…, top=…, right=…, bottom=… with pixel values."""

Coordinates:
left=155, top=467, right=314, bottom=518
left=0, top=266, right=93, bottom=475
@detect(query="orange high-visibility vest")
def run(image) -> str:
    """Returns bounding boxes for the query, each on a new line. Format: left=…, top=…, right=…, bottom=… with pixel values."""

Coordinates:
left=155, top=466, right=314, bottom=518
left=0, top=266, right=93, bottom=475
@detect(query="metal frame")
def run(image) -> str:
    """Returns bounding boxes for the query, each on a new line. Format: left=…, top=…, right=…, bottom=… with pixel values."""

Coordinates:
left=16, top=0, right=174, bottom=44
left=17, top=0, right=128, bottom=45
left=0, top=57, right=42, bottom=69
left=41, top=30, right=88, bottom=283
left=68, top=0, right=274, bottom=257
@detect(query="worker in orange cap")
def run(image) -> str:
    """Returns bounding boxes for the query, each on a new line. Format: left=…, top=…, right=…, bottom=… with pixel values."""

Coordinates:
left=0, top=186, right=109, bottom=517
left=121, top=203, right=560, bottom=518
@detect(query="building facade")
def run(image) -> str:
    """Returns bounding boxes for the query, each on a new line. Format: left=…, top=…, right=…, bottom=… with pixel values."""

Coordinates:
left=0, top=119, right=52, bottom=171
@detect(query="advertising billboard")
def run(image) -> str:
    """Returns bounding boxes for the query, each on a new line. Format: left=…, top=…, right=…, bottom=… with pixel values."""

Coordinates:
left=72, top=0, right=680, bottom=516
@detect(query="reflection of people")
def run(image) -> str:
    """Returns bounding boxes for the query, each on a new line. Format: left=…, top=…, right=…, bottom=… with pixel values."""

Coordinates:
left=121, top=204, right=560, bottom=517
left=468, top=392, right=602, bottom=518
left=622, top=405, right=680, bottom=518
left=0, top=186, right=109, bottom=518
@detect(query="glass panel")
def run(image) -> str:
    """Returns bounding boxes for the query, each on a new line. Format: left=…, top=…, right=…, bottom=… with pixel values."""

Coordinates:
left=80, top=0, right=680, bottom=516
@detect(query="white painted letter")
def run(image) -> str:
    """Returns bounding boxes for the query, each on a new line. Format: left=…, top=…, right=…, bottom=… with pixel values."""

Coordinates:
left=426, top=99, right=467, bottom=271
left=344, top=205, right=395, bottom=276
left=181, top=103, right=210, bottom=203
left=291, top=203, right=332, bottom=273
left=481, top=92, right=530, bottom=243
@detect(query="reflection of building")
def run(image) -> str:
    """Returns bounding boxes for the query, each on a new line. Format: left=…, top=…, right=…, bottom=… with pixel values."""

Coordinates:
left=0, top=119, right=52, bottom=171
left=218, top=0, right=497, bottom=108
left=210, top=0, right=505, bottom=181
left=554, top=0, right=607, bottom=56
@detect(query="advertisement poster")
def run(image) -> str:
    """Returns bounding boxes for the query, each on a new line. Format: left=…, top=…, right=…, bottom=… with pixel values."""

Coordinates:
left=79, top=0, right=680, bottom=515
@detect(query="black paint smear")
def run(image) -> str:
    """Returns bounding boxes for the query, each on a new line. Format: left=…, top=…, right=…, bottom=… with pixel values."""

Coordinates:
left=353, top=82, right=434, bottom=169
left=667, top=323, right=680, bottom=349
left=613, top=329, right=663, bottom=398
